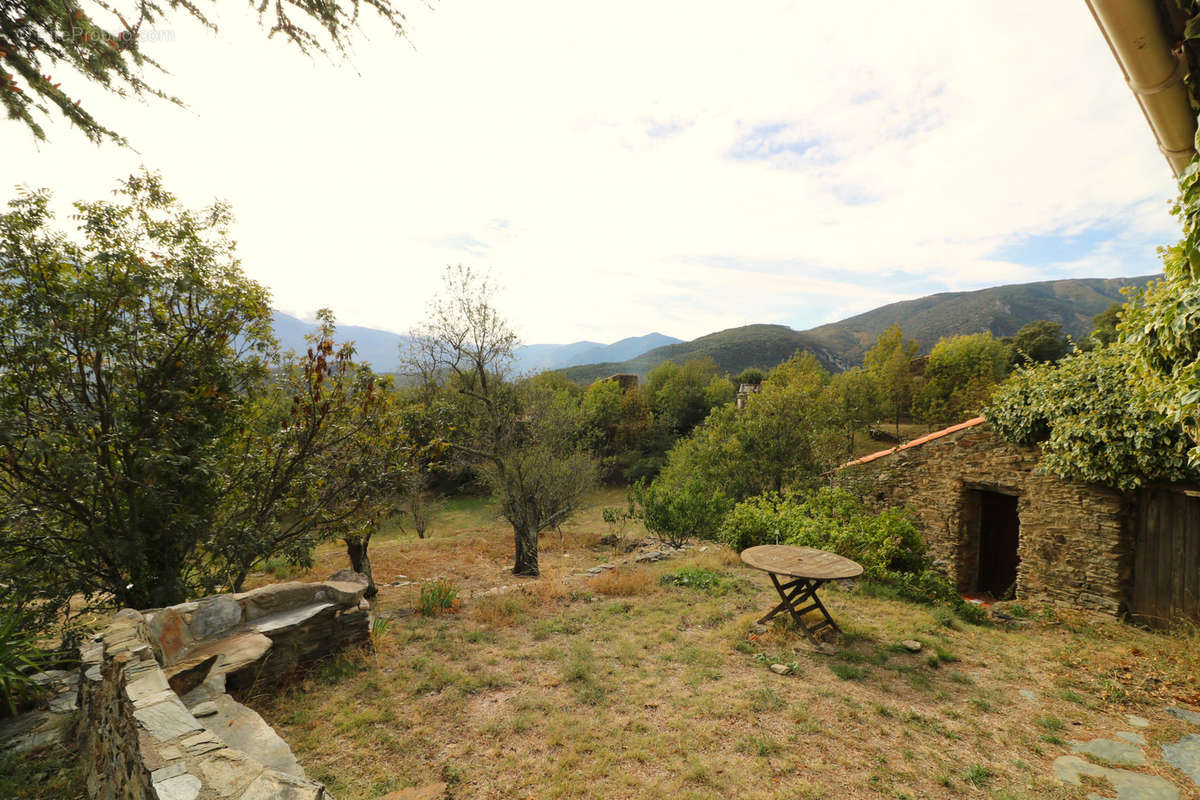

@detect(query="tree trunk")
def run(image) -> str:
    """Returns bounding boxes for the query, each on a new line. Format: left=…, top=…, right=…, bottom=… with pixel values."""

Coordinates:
left=345, top=536, right=378, bottom=598
left=513, top=523, right=539, bottom=577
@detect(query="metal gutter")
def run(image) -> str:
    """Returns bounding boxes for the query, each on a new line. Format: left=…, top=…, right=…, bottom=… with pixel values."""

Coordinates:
left=1086, top=0, right=1197, bottom=175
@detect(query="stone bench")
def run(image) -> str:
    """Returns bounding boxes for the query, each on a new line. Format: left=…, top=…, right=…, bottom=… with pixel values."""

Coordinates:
left=77, top=573, right=371, bottom=800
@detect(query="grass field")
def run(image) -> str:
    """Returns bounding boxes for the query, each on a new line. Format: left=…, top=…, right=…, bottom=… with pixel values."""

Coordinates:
left=6, top=491, right=1200, bottom=799
left=235, top=491, right=1200, bottom=799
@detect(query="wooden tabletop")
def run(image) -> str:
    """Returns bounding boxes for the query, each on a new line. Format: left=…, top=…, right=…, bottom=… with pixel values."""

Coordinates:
left=740, top=545, right=863, bottom=581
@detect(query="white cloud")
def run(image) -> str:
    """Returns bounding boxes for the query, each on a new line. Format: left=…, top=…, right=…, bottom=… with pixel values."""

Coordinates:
left=1, top=0, right=1181, bottom=343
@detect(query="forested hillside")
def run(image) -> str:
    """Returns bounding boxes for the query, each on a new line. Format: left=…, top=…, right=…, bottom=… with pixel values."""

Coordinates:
left=560, top=276, right=1156, bottom=383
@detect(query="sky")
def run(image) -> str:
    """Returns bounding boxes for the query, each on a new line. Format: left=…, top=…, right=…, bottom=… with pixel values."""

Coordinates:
left=1, top=0, right=1184, bottom=345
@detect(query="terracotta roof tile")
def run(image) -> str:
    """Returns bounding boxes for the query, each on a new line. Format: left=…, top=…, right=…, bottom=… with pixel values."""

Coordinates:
left=840, top=416, right=986, bottom=469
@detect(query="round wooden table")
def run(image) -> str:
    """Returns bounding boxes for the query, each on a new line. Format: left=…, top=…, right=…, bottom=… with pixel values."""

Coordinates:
left=740, top=545, right=863, bottom=646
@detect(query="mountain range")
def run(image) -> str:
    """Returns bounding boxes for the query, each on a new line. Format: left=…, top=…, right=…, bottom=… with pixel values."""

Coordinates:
left=270, top=312, right=682, bottom=375
left=273, top=275, right=1157, bottom=383
left=556, top=275, right=1158, bottom=383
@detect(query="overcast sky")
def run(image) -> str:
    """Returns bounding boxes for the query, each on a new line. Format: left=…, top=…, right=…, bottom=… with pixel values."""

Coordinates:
left=1, top=1, right=1182, bottom=344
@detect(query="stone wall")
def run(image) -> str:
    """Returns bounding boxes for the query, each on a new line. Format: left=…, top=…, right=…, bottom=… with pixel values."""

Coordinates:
left=77, top=576, right=371, bottom=800
left=843, top=422, right=1134, bottom=615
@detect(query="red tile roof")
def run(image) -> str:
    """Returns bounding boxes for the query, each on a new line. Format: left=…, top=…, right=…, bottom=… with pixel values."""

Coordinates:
left=841, top=416, right=986, bottom=469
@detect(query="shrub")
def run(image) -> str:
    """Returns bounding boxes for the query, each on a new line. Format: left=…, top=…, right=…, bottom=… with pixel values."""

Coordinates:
left=720, top=488, right=966, bottom=608
left=634, top=479, right=731, bottom=548
left=0, top=608, right=45, bottom=714
left=417, top=579, right=458, bottom=615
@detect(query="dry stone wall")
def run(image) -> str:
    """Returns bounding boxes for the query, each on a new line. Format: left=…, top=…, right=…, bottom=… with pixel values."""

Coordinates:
left=77, top=576, right=370, bottom=800
left=843, top=423, right=1134, bottom=615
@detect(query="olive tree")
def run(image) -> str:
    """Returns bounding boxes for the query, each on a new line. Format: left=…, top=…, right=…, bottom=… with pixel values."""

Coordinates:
left=405, top=266, right=597, bottom=576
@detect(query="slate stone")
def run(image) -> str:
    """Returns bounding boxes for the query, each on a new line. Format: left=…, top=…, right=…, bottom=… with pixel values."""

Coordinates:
left=150, top=763, right=189, bottom=783
left=237, top=769, right=326, bottom=800
left=326, top=568, right=368, bottom=586
left=164, top=631, right=272, bottom=687
left=1019, top=689, right=1038, bottom=702
left=1128, top=714, right=1151, bottom=728
left=150, top=608, right=193, bottom=666
left=250, top=602, right=335, bottom=637
left=180, top=731, right=225, bottom=756
left=190, top=595, right=242, bottom=640
left=1053, top=755, right=1179, bottom=799
left=124, top=669, right=170, bottom=703
left=195, top=749, right=263, bottom=797
left=1168, top=707, right=1200, bottom=728
left=153, top=772, right=202, bottom=800
left=1162, top=733, right=1200, bottom=788
left=1070, top=737, right=1147, bottom=766
left=190, top=701, right=219, bottom=718
left=48, top=691, right=77, bottom=714
left=1117, top=731, right=1148, bottom=745
left=167, top=655, right=218, bottom=697
left=132, top=695, right=202, bottom=742
left=199, top=693, right=306, bottom=778
left=236, top=582, right=327, bottom=621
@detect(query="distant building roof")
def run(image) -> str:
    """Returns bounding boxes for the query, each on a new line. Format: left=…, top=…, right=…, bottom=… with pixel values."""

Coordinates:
left=841, top=416, right=987, bottom=469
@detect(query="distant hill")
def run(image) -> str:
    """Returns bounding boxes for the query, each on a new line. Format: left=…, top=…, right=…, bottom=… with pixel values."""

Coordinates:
left=558, top=276, right=1157, bottom=384
left=271, top=312, right=680, bottom=375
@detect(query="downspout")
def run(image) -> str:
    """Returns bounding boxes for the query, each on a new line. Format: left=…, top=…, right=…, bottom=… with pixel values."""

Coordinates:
left=1086, top=0, right=1197, bottom=176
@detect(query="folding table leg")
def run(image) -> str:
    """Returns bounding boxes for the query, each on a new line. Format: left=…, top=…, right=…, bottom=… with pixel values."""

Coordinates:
left=758, top=573, right=841, bottom=648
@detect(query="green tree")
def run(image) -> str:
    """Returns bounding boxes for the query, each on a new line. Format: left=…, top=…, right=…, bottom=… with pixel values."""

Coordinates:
left=1090, top=302, right=1123, bottom=348
left=913, top=333, right=1010, bottom=425
left=213, top=311, right=410, bottom=597
left=405, top=266, right=598, bottom=577
left=3, top=0, right=406, bottom=142
left=0, top=175, right=405, bottom=616
left=822, top=367, right=879, bottom=458
left=0, top=174, right=272, bottom=611
left=1009, top=320, right=1069, bottom=365
left=644, top=357, right=723, bottom=436
left=863, top=324, right=919, bottom=437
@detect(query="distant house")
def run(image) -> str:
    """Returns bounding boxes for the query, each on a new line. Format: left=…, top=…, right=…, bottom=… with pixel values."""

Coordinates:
left=601, top=373, right=638, bottom=391
left=841, top=417, right=1200, bottom=626
left=735, top=383, right=761, bottom=409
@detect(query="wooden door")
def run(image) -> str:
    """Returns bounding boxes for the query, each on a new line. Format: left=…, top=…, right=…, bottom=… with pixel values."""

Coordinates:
left=1132, top=487, right=1200, bottom=627
left=977, top=491, right=1020, bottom=598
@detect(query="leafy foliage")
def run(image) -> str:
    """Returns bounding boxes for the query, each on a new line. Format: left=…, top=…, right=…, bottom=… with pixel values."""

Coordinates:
left=659, top=566, right=736, bottom=595
left=633, top=479, right=730, bottom=548
left=405, top=266, right=598, bottom=576
left=417, top=579, right=458, bottom=615
left=913, top=332, right=1010, bottom=425
left=1122, top=155, right=1200, bottom=461
left=2, top=0, right=406, bottom=142
left=0, top=607, right=45, bottom=713
left=719, top=488, right=957, bottom=606
left=1008, top=320, right=1069, bottom=365
left=864, top=324, right=920, bottom=436
left=985, top=345, right=1197, bottom=491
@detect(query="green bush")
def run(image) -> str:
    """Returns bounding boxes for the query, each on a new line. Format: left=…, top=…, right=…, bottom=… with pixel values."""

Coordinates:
left=634, top=479, right=731, bottom=548
left=720, top=488, right=959, bottom=607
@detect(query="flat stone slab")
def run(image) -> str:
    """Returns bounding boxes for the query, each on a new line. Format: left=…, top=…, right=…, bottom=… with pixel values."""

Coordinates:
left=189, top=595, right=243, bottom=640
left=237, top=769, right=327, bottom=800
left=1071, top=738, right=1148, bottom=767
left=1162, top=733, right=1200, bottom=788
left=1019, top=689, right=1037, bottom=702
left=199, top=693, right=305, bottom=779
left=249, top=602, right=335, bottom=637
left=164, top=631, right=272, bottom=684
left=134, top=693, right=203, bottom=742
left=1053, top=755, right=1179, bottom=799
left=1167, top=707, right=1200, bottom=728
left=1117, top=732, right=1148, bottom=745
left=154, top=772, right=202, bottom=800
left=1128, top=715, right=1151, bottom=729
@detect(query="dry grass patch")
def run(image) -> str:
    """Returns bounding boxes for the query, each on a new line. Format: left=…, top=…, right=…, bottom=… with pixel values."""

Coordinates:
left=588, top=566, right=657, bottom=596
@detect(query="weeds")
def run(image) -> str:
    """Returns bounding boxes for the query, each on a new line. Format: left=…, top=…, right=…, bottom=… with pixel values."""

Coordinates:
left=417, top=579, right=458, bottom=615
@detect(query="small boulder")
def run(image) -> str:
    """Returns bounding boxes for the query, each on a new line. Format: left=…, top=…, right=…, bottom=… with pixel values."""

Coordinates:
left=769, top=664, right=791, bottom=675
left=901, top=640, right=922, bottom=653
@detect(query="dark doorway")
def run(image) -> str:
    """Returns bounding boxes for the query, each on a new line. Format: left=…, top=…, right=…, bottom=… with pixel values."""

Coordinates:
left=976, top=491, right=1020, bottom=598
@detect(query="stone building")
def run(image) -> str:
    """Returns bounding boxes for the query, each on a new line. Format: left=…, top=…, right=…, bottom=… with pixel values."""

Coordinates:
left=839, top=417, right=1185, bottom=620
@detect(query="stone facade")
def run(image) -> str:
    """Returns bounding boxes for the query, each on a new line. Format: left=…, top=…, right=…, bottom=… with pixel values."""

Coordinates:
left=842, top=420, right=1134, bottom=615
left=77, top=577, right=371, bottom=800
